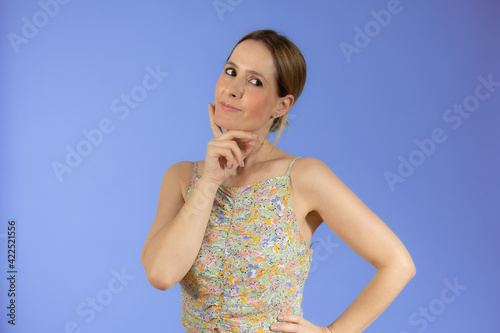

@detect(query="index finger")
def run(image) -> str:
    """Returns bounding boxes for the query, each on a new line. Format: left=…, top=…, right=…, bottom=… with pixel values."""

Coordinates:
left=208, top=103, right=223, bottom=137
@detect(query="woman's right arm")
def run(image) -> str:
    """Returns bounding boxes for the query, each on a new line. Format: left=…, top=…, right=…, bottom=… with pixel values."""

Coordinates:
left=141, top=162, right=220, bottom=291
left=141, top=103, right=257, bottom=291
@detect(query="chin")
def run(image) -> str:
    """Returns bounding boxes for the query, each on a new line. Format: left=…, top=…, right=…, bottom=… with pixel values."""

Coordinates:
left=215, top=117, right=237, bottom=131
left=221, top=126, right=238, bottom=132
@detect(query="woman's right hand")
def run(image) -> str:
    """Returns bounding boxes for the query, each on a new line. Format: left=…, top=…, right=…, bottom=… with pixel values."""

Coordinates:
left=202, top=103, right=258, bottom=186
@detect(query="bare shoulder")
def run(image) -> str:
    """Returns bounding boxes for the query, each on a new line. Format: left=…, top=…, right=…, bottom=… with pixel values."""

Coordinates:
left=292, top=157, right=336, bottom=185
left=164, top=161, right=198, bottom=201
left=169, top=160, right=196, bottom=177
left=291, top=157, right=345, bottom=205
left=162, top=161, right=193, bottom=182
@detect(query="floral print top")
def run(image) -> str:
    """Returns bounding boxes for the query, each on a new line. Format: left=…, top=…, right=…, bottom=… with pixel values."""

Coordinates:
left=180, top=156, right=313, bottom=332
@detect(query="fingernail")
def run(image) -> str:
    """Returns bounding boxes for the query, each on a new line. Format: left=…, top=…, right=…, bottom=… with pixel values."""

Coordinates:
left=252, top=133, right=257, bottom=137
left=270, top=325, right=277, bottom=330
left=242, top=160, right=245, bottom=167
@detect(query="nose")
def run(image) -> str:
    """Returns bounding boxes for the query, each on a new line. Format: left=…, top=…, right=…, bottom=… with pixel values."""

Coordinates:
left=226, top=78, right=243, bottom=98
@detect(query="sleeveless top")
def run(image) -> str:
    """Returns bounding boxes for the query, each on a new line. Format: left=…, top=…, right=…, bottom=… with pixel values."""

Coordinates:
left=179, top=156, right=313, bottom=332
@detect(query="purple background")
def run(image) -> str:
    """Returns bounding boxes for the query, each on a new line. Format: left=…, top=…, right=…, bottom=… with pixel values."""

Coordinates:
left=1, top=0, right=499, bottom=332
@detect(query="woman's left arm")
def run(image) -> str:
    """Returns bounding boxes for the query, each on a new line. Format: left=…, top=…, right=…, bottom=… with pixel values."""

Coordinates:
left=273, top=157, right=416, bottom=333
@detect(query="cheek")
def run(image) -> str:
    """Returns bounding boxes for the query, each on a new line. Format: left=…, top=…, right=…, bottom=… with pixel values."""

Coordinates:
left=214, top=76, right=223, bottom=96
left=246, top=90, right=273, bottom=111
left=215, top=73, right=230, bottom=96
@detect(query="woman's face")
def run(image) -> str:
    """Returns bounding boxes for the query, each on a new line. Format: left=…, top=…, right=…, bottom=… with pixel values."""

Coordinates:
left=214, top=39, right=291, bottom=134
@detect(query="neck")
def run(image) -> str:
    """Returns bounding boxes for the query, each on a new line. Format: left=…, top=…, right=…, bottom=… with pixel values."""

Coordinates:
left=234, top=134, right=275, bottom=169
left=226, top=121, right=276, bottom=169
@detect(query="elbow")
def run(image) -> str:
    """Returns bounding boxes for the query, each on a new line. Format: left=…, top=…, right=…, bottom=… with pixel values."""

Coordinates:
left=398, top=256, right=416, bottom=282
left=148, top=274, right=173, bottom=291
left=145, top=267, right=176, bottom=291
left=396, top=247, right=416, bottom=281
left=141, top=252, right=176, bottom=291
left=407, top=259, right=416, bottom=280
left=378, top=256, right=416, bottom=282
left=402, top=248, right=416, bottom=280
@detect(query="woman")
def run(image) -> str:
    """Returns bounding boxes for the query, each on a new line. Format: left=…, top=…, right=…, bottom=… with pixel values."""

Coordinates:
left=141, top=29, right=415, bottom=332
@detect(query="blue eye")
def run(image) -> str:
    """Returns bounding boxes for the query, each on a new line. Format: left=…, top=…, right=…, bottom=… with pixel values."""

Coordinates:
left=225, top=68, right=236, bottom=76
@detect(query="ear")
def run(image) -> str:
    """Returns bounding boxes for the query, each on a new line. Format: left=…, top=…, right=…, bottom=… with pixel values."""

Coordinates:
left=275, top=94, right=294, bottom=118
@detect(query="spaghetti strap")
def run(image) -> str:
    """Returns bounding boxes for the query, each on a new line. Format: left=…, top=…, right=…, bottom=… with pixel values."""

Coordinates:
left=286, top=156, right=301, bottom=176
left=194, top=158, right=299, bottom=179
left=193, top=161, right=199, bottom=178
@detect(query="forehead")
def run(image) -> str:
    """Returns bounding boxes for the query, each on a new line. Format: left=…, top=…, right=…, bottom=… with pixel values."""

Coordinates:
left=228, top=39, right=276, bottom=79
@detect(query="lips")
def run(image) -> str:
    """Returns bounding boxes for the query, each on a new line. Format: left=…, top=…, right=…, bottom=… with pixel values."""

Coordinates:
left=221, top=101, right=241, bottom=112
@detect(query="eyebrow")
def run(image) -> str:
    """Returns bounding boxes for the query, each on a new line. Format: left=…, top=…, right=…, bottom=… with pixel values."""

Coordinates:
left=225, top=60, right=268, bottom=83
